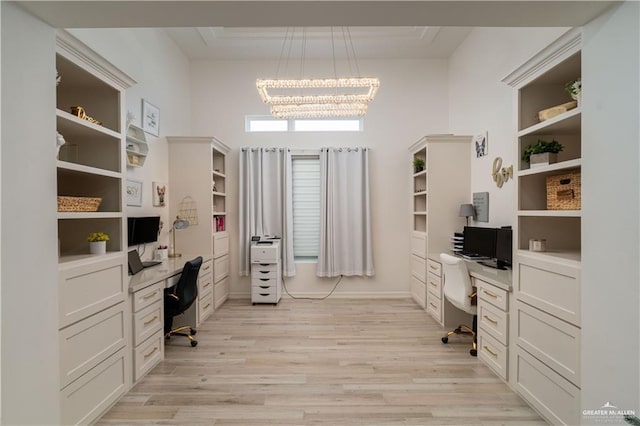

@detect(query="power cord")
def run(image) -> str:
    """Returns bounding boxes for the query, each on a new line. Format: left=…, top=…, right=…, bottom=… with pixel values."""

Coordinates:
left=281, top=274, right=344, bottom=300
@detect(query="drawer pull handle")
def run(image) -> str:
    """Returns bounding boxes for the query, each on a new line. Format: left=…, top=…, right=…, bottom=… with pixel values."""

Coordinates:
left=483, top=346, right=498, bottom=357
left=260, top=263, right=270, bottom=266
left=203, top=303, right=211, bottom=310
left=202, top=281, right=211, bottom=288
left=143, top=291, right=158, bottom=300
left=144, top=347, right=158, bottom=359
left=260, top=293, right=270, bottom=296
left=483, top=315, right=498, bottom=325
left=430, top=282, right=437, bottom=287
left=429, top=302, right=438, bottom=309
left=202, top=265, right=211, bottom=271
left=429, top=264, right=438, bottom=270
left=259, top=271, right=269, bottom=274
left=144, top=315, right=158, bottom=326
left=482, top=289, right=498, bottom=299
left=259, top=278, right=269, bottom=282
left=259, top=285, right=269, bottom=289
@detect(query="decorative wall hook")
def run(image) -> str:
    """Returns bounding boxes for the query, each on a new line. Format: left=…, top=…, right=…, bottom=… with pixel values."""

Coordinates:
left=492, top=157, right=513, bottom=188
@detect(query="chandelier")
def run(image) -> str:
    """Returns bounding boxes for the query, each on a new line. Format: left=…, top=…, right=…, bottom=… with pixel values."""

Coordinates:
left=256, top=28, right=380, bottom=119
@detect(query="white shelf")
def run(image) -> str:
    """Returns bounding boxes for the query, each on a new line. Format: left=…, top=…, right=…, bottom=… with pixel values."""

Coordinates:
left=413, top=211, right=427, bottom=215
left=212, top=191, right=227, bottom=197
left=213, top=211, right=227, bottom=216
left=57, top=160, right=122, bottom=179
left=125, top=149, right=147, bottom=158
left=212, top=170, right=226, bottom=179
left=413, top=191, right=427, bottom=196
left=58, top=251, right=124, bottom=266
left=58, top=212, right=123, bottom=220
left=56, top=109, right=120, bottom=139
left=413, top=170, right=427, bottom=178
left=517, top=249, right=581, bottom=265
left=518, top=158, right=581, bottom=177
left=518, top=210, right=581, bottom=217
left=518, top=108, right=581, bottom=137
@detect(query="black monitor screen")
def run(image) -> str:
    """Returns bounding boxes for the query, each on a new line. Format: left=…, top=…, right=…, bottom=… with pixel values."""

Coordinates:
left=128, top=216, right=160, bottom=246
left=495, top=228, right=513, bottom=265
left=463, top=226, right=497, bottom=258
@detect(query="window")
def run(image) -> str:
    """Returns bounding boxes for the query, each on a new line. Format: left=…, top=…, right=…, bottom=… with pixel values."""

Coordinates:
left=292, top=156, right=321, bottom=261
left=246, top=116, right=362, bottom=132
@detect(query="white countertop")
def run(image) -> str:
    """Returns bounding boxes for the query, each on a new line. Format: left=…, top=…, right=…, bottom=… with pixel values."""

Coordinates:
left=428, top=252, right=512, bottom=291
left=129, top=253, right=212, bottom=293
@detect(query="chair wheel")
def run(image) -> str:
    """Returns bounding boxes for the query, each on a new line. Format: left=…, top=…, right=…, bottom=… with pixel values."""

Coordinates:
left=191, top=340, right=198, bottom=347
left=190, top=328, right=197, bottom=335
left=441, top=337, right=448, bottom=344
left=470, top=348, right=477, bottom=356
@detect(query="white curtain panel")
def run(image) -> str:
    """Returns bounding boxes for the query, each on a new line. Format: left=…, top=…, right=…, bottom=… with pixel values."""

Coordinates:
left=317, top=147, right=374, bottom=277
left=238, top=148, right=295, bottom=276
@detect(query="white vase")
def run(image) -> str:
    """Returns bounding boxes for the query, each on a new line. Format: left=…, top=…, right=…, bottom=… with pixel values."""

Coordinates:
left=89, top=241, right=106, bottom=255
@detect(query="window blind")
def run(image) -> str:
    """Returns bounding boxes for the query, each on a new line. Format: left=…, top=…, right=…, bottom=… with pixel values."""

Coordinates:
left=292, top=157, right=321, bottom=259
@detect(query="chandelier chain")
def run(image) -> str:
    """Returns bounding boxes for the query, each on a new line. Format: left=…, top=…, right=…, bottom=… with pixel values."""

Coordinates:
left=346, top=27, right=361, bottom=77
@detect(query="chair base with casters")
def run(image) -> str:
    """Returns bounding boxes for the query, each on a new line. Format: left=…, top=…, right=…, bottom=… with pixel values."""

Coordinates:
left=441, top=314, right=477, bottom=356
left=165, top=324, right=198, bottom=347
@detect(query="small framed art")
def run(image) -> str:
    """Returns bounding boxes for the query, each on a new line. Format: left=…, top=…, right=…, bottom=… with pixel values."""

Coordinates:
left=126, top=179, right=143, bottom=206
left=142, top=99, right=160, bottom=137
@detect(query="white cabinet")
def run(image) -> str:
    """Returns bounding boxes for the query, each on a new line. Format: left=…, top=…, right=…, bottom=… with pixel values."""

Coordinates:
left=251, top=241, right=282, bottom=304
left=168, top=137, right=231, bottom=313
left=476, top=278, right=509, bottom=380
left=408, top=135, right=470, bottom=319
left=125, top=124, right=148, bottom=167
left=503, top=28, right=582, bottom=425
left=130, top=280, right=164, bottom=384
left=55, top=29, right=135, bottom=425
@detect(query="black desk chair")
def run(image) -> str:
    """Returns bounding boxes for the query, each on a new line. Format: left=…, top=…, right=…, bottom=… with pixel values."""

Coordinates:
left=164, top=256, right=202, bottom=347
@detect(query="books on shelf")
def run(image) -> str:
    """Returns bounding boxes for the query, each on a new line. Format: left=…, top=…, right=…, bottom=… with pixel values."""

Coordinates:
left=214, top=216, right=225, bottom=232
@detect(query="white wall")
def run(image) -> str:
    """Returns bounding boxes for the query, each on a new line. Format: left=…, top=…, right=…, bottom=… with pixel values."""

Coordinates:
left=190, top=58, right=450, bottom=297
left=69, top=28, right=192, bottom=260
left=1, top=2, right=59, bottom=423
left=448, top=27, right=568, bottom=227
left=582, top=1, right=640, bottom=418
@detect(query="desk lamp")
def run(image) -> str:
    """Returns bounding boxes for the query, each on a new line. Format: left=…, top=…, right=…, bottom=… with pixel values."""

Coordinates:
left=169, top=216, right=189, bottom=258
left=459, top=203, right=475, bottom=227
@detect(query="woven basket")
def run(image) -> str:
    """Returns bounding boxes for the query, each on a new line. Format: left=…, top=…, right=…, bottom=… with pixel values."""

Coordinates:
left=546, top=171, right=581, bottom=210
left=57, top=196, right=102, bottom=212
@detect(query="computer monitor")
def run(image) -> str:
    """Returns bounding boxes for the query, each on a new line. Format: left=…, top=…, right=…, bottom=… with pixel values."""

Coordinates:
left=463, top=226, right=497, bottom=258
left=495, top=227, right=513, bottom=269
left=127, top=216, right=160, bottom=247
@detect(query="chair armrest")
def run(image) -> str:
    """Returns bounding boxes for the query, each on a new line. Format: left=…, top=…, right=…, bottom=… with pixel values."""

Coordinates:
left=168, top=293, right=180, bottom=301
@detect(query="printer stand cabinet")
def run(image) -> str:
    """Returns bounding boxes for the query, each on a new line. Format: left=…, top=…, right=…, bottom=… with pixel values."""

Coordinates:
left=251, top=240, right=282, bottom=304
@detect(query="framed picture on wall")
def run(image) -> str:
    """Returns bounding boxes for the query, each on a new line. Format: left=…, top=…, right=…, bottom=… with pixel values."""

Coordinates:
left=152, top=181, right=167, bottom=207
left=142, top=99, right=160, bottom=137
left=473, top=132, right=488, bottom=158
left=126, top=179, right=143, bottom=206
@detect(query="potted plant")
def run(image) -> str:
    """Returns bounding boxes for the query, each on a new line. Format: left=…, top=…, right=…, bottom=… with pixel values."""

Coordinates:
left=522, top=139, right=564, bottom=168
left=87, top=232, right=109, bottom=255
left=413, top=157, right=425, bottom=173
left=565, top=78, right=581, bottom=104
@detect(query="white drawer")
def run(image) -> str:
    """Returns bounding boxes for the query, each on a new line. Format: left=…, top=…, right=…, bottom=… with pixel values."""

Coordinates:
left=214, top=254, right=229, bottom=282
left=252, top=287, right=278, bottom=303
left=198, top=289, right=214, bottom=323
left=215, top=276, right=229, bottom=309
left=59, top=302, right=126, bottom=388
left=198, top=272, right=213, bottom=297
left=59, top=257, right=126, bottom=328
left=426, top=294, right=442, bottom=323
left=133, top=301, right=163, bottom=347
left=252, top=277, right=278, bottom=287
left=427, top=272, right=441, bottom=296
left=515, top=347, right=580, bottom=426
left=478, top=331, right=508, bottom=381
left=411, top=232, right=427, bottom=258
left=476, top=280, right=508, bottom=311
left=251, top=262, right=278, bottom=272
left=478, top=299, right=508, bottom=345
left=411, top=254, right=426, bottom=282
left=427, top=258, right=442, bottom=277
left=213, top=232, right=229, bottom=259
left=133, top=331, right=163, bottom=382
left=252, top=269, right=277, bottom=279
left=516, top=301, right=580, bottom=386
left=199, top=259, right=213, bottom=277
left=61, top=347, right=128, bottom=426
left=410, top=276, right=426, bottom=309
left=516, top=254, right=580, bottom=326
left=132, top=281, right=163, bottom=313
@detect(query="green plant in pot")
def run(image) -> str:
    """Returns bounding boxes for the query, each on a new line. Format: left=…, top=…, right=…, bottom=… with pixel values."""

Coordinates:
left=87, top=231, right=109, bottom=255
left=565, top=78, right=581, bottom=102
left=413, top=157, right=425, bottom=173
left=522, top=139, right=564, bottom=168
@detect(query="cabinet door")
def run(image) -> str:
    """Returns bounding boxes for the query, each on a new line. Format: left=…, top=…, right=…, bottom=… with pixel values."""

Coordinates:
left=213, top=231, right=229, bottom=258
left=214, top=255, right=230, bottom=282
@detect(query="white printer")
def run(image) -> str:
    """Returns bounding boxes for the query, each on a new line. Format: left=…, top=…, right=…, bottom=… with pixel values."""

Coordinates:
left=250, top=237, right=282, bottom=304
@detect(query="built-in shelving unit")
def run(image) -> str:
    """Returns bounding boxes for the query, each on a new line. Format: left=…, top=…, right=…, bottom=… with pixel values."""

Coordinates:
left=408, top=135, right=471, bottom=313
left=168, top=137, right=231, bottom=313
left=55, top=30, right=135, bottom=425
left=503, top=28, right=582, bottom=425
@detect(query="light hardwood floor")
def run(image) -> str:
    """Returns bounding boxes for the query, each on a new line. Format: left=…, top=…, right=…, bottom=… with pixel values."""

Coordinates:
left=99, top=298, right=545, bottom=425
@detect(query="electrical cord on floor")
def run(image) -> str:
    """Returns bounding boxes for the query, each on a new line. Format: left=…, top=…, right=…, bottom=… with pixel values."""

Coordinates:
left=281, top=274, right=344, bottom=300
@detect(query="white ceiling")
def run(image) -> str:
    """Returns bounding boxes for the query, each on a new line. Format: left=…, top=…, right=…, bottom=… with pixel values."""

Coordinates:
left=164, top=26, right=473, bottom=60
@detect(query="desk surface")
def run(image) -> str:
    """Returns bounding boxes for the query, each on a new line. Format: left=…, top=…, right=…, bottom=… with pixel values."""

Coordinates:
left=429, top=252, right=512, bottom=292
left=129, top=254, right=212, bottom=293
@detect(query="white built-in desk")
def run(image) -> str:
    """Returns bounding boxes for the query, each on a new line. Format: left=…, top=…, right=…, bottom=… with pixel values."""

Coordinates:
left=427, top=253, right=513, bottom=381
left=128, top=254, right=212, bottom=383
